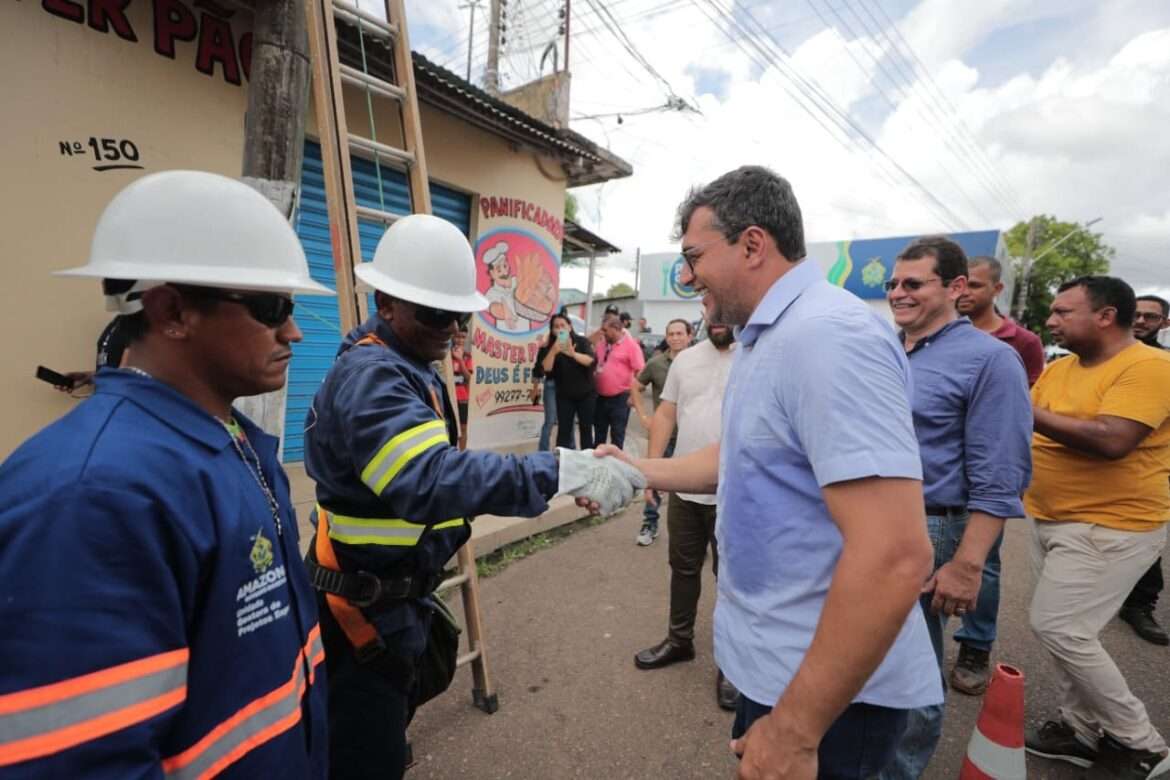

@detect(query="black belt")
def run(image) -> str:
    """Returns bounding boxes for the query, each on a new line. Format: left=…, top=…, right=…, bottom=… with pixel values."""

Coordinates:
left=305, top=557, right=440, bottom=608
left=925, top=505, right=965, bottom=516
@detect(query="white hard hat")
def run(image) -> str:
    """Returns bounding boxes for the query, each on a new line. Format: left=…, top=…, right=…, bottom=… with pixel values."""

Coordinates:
left=56, top=170, right=334, bottom=300
left=355, top=214, right=489, bottom=312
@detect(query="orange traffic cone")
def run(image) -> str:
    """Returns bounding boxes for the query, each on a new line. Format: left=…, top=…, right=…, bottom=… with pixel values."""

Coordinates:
left=959, top=664, right=1026, bottom=779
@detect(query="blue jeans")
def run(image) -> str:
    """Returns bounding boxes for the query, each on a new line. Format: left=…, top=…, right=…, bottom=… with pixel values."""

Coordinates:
left=733, top=696, right=909, bottom=779
left=881, top=509, right=968, bottom=780
left=954, top=531, right=1002, bottom=652
left=594, top=391, right=631, bottom=449
left=642, top=439, right=675, bottom=528
left=538, top=379, right=557, bottom=451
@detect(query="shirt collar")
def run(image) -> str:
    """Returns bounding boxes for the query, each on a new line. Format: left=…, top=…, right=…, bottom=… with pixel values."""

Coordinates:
left=903, top=316, right=971, bottom=354
left=94, top=368, right=273, bottom=453
left=991, top=317, right=1021, bottom=339
left=737, top=260, right=821, bottom=348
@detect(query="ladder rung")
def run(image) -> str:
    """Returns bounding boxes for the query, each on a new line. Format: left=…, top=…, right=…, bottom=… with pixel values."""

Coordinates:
left=355, top=205, right=403, bottom=225
left=456, top=650, right=481, bottom=668
left=438, top=573, right=470, bottom=592
left=340, top=64, right=405, bottom=103
left=348, top=133, right=415, bottom=167
left=332, top=0, right=398, bottom=40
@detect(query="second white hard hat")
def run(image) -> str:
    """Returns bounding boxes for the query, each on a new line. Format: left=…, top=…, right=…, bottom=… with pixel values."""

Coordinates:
left=56, top=170, right=334, bottom=297
left=355, top=214, right=489, bottom=312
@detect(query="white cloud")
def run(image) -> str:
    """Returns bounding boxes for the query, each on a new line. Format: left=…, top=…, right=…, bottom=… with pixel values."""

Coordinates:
left=404, top=1, right=1170, bottom=291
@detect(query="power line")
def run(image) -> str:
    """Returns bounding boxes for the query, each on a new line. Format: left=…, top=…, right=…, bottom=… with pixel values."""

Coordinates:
left=695, top=0, right=970, bottom=230
left=803, top=0, right=1000, bottom=226
left=856, top=0, right=1029, bottom=219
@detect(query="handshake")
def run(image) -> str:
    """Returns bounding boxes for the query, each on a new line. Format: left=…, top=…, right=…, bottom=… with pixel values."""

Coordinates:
left=556, top=447, right=647, bottom=516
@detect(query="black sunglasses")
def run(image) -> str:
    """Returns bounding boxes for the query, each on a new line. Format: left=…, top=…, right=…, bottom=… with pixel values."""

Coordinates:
left=883, top=276, right=944, bottom=293
left=174, top=285, right=295, bottom=327
left=413, top=304, right=472, bottom=330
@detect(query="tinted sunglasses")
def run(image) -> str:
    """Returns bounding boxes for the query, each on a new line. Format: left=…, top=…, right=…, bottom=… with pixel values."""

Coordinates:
left=414, top=304, right=472, bottom=330
left=883, top=276, right=943, bottom=293
left=174, top=285, right=295, bottom=327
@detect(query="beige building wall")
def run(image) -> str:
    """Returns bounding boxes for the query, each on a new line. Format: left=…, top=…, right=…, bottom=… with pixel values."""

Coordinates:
left=0, top=1, right=252, bottom=458
left=1, top=4, right=569, bottom=457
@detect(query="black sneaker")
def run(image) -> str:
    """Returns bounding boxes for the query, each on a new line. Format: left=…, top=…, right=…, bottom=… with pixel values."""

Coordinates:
left=950, top=644, right=991, bottom=695
left=1084, top=733, right=1170, bottom=779
left=1119, top=607, right=1170, bottom=646
left=1026, top=720, right=1098, bottom=768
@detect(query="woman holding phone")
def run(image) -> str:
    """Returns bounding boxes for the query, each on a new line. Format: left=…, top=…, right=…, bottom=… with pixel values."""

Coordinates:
left=534, top=313, right=596, bottom=449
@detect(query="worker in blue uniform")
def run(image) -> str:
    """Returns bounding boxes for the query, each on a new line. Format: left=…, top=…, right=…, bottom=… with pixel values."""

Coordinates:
left=0, top=171, right=334, bottom=778
left=304, top=214, right=645, bottom=780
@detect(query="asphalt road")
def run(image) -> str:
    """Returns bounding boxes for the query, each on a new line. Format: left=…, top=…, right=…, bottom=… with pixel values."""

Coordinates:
left=407, top=506, right=1170, bottom=779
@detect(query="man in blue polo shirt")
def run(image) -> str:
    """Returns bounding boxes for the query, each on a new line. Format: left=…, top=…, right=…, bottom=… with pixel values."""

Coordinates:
left=589, top=166, right=941, bottom=778
left=882, top=236, right=1032, bottom=777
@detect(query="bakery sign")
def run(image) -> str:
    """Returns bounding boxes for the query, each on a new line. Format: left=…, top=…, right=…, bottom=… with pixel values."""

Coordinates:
left=35, top=0, right=254, bottom=86
left=466, top=193, right=562, bottom=438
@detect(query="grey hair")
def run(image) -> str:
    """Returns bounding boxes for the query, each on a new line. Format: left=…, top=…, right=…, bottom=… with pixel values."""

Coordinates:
left=673, top=165, right=806, bottom=262
left=968, top=255, right=1003, bottom=283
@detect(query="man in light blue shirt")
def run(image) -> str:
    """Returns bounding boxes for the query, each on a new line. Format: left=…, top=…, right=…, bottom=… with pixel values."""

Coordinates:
left=882, top=236, right=1032, bottom=778
left=589, top=166, right=942, bottom=779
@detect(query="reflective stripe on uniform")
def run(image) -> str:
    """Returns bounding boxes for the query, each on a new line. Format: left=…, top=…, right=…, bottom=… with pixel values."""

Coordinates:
left=360, top=419, right=448, bottom=495
left=0, top=647, right=189, bottom=767
left=162, top=626, right=324, bottom=780
left=325, top=510, right=466, bottom=547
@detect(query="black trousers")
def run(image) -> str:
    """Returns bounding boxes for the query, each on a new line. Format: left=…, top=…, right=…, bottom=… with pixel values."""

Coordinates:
left=594, top=391, right=631, bottom=449
left=666, top=494, right=719, bottom=645
left=321, top=605, right=414, bottom=780
left=1123, top=556, right=1163, bottom=611
left=555, top=392, right=596, bottom=449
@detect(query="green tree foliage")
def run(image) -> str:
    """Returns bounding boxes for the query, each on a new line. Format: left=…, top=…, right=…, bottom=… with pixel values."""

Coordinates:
left=1007, top=215, right=1113, bottom=339
left=564, top=192, right=579, bottom=222
left=606, top=282, right=635, bottom=299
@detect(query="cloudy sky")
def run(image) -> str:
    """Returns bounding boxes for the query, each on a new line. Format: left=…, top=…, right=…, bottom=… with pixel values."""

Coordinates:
left=395, top=0, right=1170, bottom=297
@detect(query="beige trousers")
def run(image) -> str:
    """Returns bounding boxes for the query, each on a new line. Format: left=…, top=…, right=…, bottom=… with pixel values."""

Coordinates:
left=1029, top=519, right=1167, bottom=753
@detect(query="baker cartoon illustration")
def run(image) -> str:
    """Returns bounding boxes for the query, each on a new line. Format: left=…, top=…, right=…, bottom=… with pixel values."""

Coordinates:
left=483, top=239, right=557, bottom=333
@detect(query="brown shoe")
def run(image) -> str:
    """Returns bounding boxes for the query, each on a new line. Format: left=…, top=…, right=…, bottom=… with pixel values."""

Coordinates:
left=950, top=644, right=990, bottom=696
left=634, top=638, right=695, bottom=670
left=716, top=669, right=739, bottom=711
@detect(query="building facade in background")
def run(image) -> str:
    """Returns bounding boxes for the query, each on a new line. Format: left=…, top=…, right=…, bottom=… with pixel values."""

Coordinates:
left=0, top=1, right=630, bottom=459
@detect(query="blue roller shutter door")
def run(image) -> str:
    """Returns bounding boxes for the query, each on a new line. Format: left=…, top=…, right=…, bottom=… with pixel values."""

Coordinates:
left=284, top=141, right=471, bottom=461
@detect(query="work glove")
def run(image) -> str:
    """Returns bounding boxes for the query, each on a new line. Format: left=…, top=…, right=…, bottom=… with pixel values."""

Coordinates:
left=556, top=448, right=647, bottom=516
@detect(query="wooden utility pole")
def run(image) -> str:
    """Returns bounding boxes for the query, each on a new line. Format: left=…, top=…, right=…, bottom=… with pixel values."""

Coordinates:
left=238, top=0, right=312, bottom=445
left=485, top=0, right=501, bottom=94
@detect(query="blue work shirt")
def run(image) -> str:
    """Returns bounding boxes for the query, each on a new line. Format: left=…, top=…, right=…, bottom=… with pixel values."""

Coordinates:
left=0, top=370, right=326, bottom=778
left=305, top=317, right=558, bottom=656
left=715, top=259, right=943, bottom=710
left=904, top=318, right=1031, bottom=518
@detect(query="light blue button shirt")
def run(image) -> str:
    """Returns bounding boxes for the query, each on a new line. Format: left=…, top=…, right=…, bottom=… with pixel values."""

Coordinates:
left=715, top=259, right=944, bottom=710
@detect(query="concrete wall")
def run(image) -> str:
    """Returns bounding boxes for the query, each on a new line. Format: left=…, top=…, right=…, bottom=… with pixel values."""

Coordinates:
left=1, top=2, right=572, bottom=457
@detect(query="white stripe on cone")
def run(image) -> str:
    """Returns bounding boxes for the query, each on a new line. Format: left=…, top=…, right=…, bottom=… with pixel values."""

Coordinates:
left=965, top=727, right=1026, bottom=780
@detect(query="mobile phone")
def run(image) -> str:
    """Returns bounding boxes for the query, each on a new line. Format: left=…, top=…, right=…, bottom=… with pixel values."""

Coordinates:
left=557, top=331, right=569, bottom=343
left=36, top=365, right=75, bottom=389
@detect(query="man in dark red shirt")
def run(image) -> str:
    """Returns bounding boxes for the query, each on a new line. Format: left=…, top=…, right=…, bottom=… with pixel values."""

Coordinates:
left=959, top=256, right=1045, bottom=386
left=946, top=255, right=1047, bottom=696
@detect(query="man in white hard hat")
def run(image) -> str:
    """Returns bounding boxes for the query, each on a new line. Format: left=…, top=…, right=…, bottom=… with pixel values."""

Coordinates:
left=302, top=213, right=644, bottom=780
left=0, top=171, right=332, bottom=777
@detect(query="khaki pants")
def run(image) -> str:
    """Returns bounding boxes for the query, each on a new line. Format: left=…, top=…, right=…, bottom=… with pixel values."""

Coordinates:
left=1029, top=519, right=1167, bottom=753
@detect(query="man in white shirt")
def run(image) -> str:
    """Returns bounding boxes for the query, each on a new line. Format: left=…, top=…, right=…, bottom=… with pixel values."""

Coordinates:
left=633, top=322, right=740, bottom=711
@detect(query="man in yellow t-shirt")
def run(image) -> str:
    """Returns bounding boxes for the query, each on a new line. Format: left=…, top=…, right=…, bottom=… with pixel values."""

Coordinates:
left=1024, top=276, right=1170, bottom=777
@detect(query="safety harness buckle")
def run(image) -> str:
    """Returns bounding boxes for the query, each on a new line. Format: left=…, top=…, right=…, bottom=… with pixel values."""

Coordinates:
left=349, top=571, right=383, bottom=607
